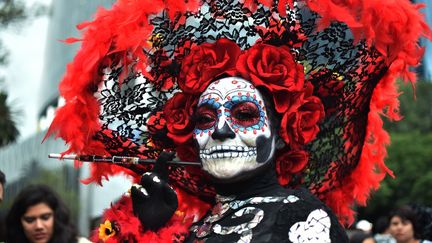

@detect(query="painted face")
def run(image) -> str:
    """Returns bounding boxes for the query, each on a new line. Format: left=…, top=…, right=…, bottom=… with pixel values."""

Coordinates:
left=194, top=77, right=276, bottom=181
left=21, top=203, right=54, bottom=243
left=389, top=216, right=416, bottom=242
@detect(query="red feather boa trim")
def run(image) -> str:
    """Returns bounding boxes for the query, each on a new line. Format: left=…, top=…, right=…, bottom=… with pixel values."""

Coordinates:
left=91, top=188, right=210, bottom=242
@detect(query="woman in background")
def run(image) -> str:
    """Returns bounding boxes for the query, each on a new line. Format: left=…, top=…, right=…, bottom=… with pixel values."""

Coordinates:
left=5, top=184, right=89, bottom=243
left=389, top=206, right=432, bottom=243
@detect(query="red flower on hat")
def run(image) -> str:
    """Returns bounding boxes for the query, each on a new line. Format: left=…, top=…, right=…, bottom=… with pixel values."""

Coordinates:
left=178, top=38, right=241, bottom=94
left=276, top=150, right=309, bottom=186
left=166, top=39, right=324, bottom=150
left=280, top=83, right=325, bottom=149
left=163, top=93, right=198, bottom=144
left=236, top=43, right=305, bottom=113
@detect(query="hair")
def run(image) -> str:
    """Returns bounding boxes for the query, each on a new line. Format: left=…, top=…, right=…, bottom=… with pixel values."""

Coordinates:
left=349, top=230, right=376, bottom=243
left=5, top=184, right=78, bottom=243
left=389, top=206, right=422, bottom=239
left=0, top=170, right=5, bottom=185
left=373, top=216, right=390, bottom=235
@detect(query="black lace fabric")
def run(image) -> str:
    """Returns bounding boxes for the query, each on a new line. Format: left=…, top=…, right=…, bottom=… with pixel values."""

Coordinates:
left=93, top=0, right=387, bottom=199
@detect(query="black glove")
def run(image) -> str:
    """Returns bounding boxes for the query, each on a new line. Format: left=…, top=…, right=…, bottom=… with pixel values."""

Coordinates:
left=131, top=152, right=178, bottom=231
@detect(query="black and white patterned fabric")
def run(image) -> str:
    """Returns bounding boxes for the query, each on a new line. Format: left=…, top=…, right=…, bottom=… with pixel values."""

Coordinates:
left=186, top=184, right=348, bottom=243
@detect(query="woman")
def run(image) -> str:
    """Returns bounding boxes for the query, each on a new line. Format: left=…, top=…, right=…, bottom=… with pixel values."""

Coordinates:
left=5, top=184, right=83, bottom=243
left=389, top=206, right=432, bottom=243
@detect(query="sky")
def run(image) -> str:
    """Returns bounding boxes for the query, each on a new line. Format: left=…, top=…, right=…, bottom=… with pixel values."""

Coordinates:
left=1, top=0, right=52, bottom=141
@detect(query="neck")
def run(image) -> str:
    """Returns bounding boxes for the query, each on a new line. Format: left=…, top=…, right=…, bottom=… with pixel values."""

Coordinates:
left=212, top=166, right=281, bottom=199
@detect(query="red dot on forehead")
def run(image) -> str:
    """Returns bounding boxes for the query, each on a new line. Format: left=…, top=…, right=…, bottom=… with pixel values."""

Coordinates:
left=232, top=80, right=238, bottom=84
left=250, top=85, right=255, bottom=89
left=214, top=80, right=220, bottom=84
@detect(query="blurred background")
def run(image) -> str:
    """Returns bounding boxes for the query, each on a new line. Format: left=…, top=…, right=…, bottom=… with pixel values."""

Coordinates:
left=0, top=0, right=431, bottom=239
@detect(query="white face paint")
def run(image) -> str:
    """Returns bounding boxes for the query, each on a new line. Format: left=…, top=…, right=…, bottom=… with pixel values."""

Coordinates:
left=193, top=77, right=275, bottom=181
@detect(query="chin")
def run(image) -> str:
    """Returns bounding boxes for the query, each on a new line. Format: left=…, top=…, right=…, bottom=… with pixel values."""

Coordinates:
left=201, top=156, right=263, bottom=182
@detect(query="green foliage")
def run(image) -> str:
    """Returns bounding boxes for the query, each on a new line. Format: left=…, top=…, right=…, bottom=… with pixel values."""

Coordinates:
left=358, top=80, right=432, bottom=222
left=0, top=91, right=19, bottom=147
left=360, top=132, right=432, bottom=220
left=384, top=81, right=432, bottom=133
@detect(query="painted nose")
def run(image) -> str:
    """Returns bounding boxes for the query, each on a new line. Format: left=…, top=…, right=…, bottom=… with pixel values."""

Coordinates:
left=211, top=122, right=235, bottom=140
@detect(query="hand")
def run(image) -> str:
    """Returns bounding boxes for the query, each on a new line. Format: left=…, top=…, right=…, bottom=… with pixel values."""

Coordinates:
left=131, top=152, right=178, bottom=231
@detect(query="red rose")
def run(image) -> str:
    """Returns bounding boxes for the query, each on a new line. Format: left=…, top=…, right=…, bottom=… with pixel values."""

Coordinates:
left=178, top=38, right=241, bottom=94
left=163, top=93, right=197, bottom=144
left=276, top=150, right=309, bottom=186
left=236, top=43, right=305, bottom=113
left=280, top=83, right=325, bottom=148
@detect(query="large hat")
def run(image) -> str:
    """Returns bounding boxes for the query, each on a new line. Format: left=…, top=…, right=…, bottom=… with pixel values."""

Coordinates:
left=47, top=0, right=431, bottom=226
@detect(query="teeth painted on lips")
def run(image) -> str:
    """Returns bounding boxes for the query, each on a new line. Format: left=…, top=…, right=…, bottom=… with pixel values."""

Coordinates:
left=199, top=150, right=257, bottom=159
left=201, top=146, right=257, bottom=155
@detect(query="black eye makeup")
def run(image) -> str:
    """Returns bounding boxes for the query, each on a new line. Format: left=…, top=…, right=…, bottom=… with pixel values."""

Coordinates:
left=230, top=102, right=260, bottom=127
left=195, top=105, right=218, bottom=130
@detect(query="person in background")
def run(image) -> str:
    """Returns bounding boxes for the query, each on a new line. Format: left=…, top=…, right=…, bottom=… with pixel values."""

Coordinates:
left=389, top=206, right=432, bottom=243
left=0, top=170, right=6, bottom=242
left=0, top=170, right=5, bottom=204
left=350, top=230, right=377, bottom=243
left=374, top=216, right=396, bottom=243
left=5, top=184, right=91, bottom=243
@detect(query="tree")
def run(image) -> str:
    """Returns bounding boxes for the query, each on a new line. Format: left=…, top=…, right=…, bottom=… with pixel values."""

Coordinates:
left=0, top=90, right=19, bottom=146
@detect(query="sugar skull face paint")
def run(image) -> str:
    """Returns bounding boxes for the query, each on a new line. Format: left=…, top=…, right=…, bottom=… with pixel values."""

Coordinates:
left=194, top=77, right=276, bottom=181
